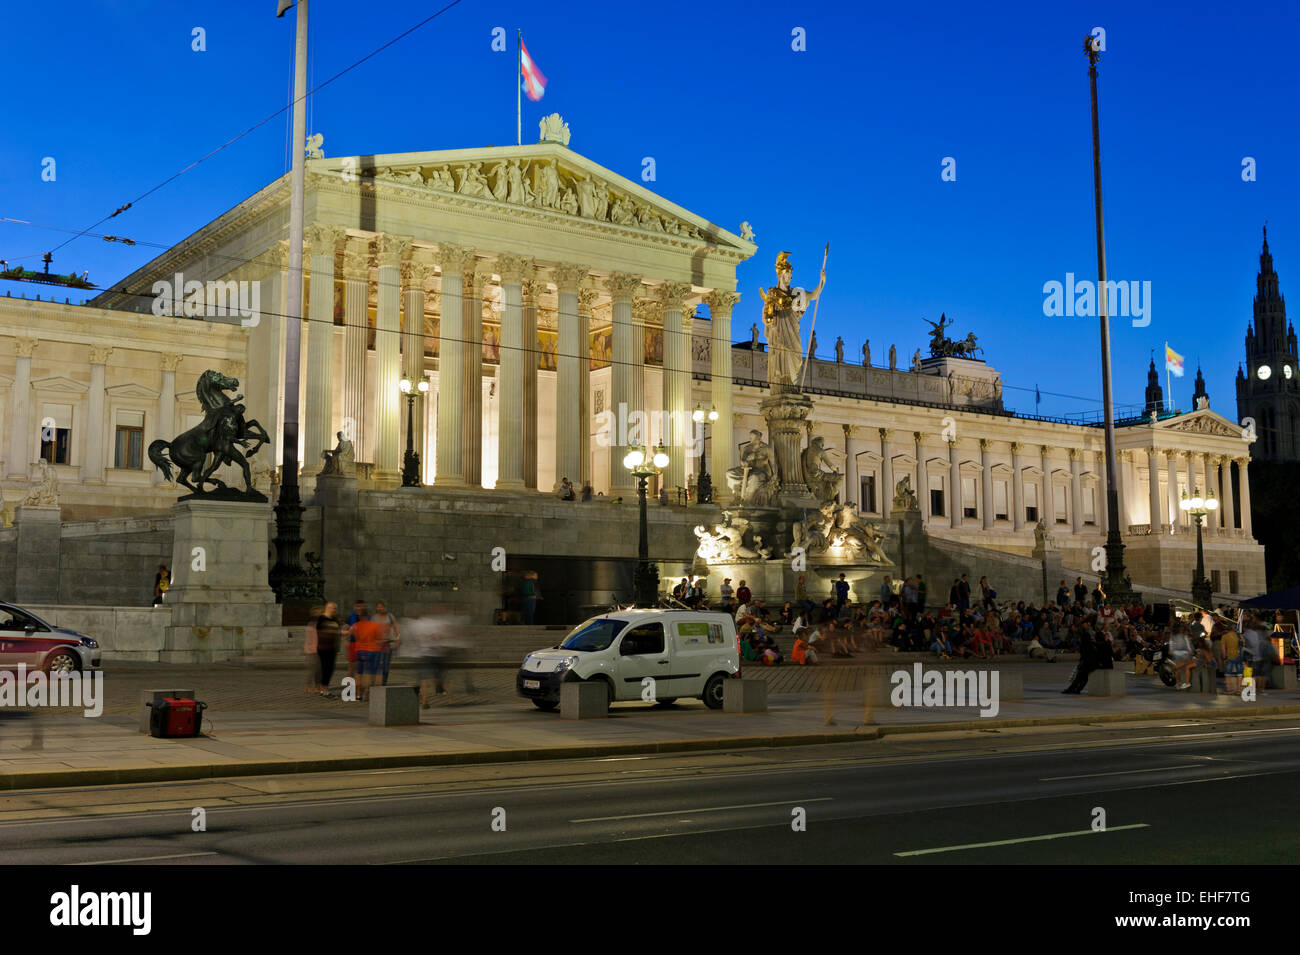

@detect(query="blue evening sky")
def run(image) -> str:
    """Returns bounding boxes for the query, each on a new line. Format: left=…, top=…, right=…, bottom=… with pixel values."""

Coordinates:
left=2, top=0, right=1296, bottom=421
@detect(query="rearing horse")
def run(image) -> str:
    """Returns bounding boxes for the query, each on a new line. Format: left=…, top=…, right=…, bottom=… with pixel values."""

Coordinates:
left=148, top=370, right=271, bottom=495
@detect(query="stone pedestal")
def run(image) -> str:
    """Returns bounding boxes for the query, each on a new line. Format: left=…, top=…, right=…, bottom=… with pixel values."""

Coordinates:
left=313, top=474, right=358, bottom=609
left=561, top=680, right=607, bottom=718
left=723, top=679, right=767, bottom=713
left=161, top=499, right=284, bottom=663
left=1271, top=665, right=1298, bottom=690
left=996, top=670, right=1024, bottom=701
left=759, top=392, right=815, bottom=495
left=368, top=684, right=420, bottom=726
left=14, top=505, right=61, bottom=603
left=1087, top=669, right=1126, bottom=696
left=1190, top=667, right=1217, bottom=694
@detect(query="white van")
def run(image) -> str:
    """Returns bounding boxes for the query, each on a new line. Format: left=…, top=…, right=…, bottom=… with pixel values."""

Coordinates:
left=516, top=609, right=740, bottom=712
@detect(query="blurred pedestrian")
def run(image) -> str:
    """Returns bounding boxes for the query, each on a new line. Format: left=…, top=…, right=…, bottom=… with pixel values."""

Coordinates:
left=373, top=601, right=399, bottom=685
left=346, top=599, right=369, bottom=681
left=314, top=602, right=342, bottom=697
left=350, top=614, right=385, bottom=701
left=521, top=570, right=541, bottom=624
left=152, top=564, right=169, bottom=606
left=304, top=605, right=322, bottom=694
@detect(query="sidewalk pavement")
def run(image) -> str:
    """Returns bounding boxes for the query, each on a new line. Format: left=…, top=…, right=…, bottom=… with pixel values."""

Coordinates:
left=0, top=661, right=1296, bottom=790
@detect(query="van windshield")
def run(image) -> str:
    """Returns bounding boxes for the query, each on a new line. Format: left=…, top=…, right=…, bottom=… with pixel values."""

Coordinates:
left=559, top=618, right=627, bottom=652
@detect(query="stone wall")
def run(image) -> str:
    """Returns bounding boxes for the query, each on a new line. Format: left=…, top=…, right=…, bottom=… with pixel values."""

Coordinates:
left=25, top=604, right=170, bottom=662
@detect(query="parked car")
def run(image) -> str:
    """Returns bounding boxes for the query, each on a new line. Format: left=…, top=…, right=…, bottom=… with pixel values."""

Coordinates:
left=0, top=602, right=101, bottom=673
left=517, top=609, right=739, bottom=712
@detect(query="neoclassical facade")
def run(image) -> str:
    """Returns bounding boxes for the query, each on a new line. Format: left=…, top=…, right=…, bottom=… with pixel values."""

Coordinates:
left=0, top=128, right=1268, bottom=597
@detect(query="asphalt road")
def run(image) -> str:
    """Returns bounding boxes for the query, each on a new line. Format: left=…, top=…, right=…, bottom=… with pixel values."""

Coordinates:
left=2, top=717, right=1298, bottom=865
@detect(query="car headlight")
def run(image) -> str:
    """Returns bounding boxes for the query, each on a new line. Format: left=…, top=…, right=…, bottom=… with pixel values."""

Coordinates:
left=554, top=656, right=577, bottom=672
left=81, top=638, right=99, bottom=649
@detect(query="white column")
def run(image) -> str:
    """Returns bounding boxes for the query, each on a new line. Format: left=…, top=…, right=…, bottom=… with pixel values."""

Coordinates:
left=1184, top=452, right=1195, bottom=531
left=979, top=438, right=993, bottom=530
left=7, top=339, right=36, bottom=479
left=1040, top=446, right=1053, bottom=525
left=81, top=346, right=111, bottom=482
left=659, top=282, right=691, bottom=494
left=249, top=242, right=287, bottom=470
left=402, top=254, right=430, bottom=476
left=1011, top=442, right=1024, bottom=531
left=880, top=428, right=893, bottom=517
left=1165, top=449, right=1179, bottom=533
left=607, top=272, right=643, bottom=494
left=372, top=235, right=407, bottom=476
left=341, top=239, right=370, bottom=461
left=434, top=245, right=471, bottom=485
left=522, top=273, right=540, bottom=489
left=914, top=431, right=929, bottom=521
left=1238, top=457, right=1253, bottom=538
left=843, top=425, right=858, bottom=508
left=304, top=224, right=341, bottom=474
left=578, top=288, right=597, bottom=488
left=706, top=291, right=739, bottom=483
left=1154, top=446, right=1164, bottom=530
left=1202, top=452, right=1220, bottom=534
left=949, top=439, right=961, bottom=529
left=1219, top=456, right=1235, bottom=534
left=155, top=354, right=181, bottom=485
left=553, top=266, right=587, bottom=489
left=1069, top=448, right=1083, bottom=534
left=461, top=263, right=485, bottom=487
left=495, top=254, right=531, bottom=490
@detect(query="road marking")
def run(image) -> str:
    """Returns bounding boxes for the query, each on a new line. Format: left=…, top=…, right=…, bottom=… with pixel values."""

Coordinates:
left=895, top=823, right=1149, bottom=857
left=71, top=851, right=217, bottom=865
left=572, top=797, right=832, bottom=824
left=1041, top=765, right=1201, bottom=781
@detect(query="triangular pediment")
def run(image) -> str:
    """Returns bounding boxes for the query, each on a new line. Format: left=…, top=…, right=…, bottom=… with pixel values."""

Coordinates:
left=106, top=382, right=161, bottom=400
left=1158, top=409, right=1248, bottom=439
left=310, top=142, right=756, bottom=255
left=31, top=375, right=88, bottom=394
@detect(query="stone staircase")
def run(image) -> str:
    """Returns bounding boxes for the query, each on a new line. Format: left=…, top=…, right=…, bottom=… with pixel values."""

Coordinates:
left=240, top=625, right=570, bottom=667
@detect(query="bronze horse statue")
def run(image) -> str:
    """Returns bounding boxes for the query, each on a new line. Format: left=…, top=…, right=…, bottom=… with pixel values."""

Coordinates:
left=148, top=370, right=271, bottom=497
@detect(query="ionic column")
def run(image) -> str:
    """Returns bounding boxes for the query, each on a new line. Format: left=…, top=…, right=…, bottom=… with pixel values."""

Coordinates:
left=248, top=242, right=287, bottom=469
left=1069, top=448, right=1082, bottom=534
left=402, top=254, right=431, bottom=474
left=1219, top=456, right=1235, bottom=533
left=979, top=439, right=993, bottom=529
left=1146, top=447, right=1163, bottom=533
left=1184, top=452, right=1195, bottom=530
left=1202, top=452, right=1221, bottom=534
left=1165, top=449, right=1180, bottom=533
left=522, top=272, right=540, bottom=489
left=495, top=253, right=532, bottom=490
left=1011, top=442, right=1024, bottom=531
left=304, top=224, right=342, bottom=473
left=155, top=354, right=182, bottom=485
left=7, top=338, right=36, bottom=478
left=1039, top=446, right=1053, bottom=525
left=706, top=291, right=739, bottom=482
left=949, top=439, right=961, bottom=529
left=461, top=263, right=486, bottom=487
left=606, top=272, right=644, bottom=494
left=880, top=429, right=894, bottom=517
left=659, top=282, right=692, bottom=493
left=80, top=346, right=111, bottom=483
left=914, top=431, right=929, bottom=521
left=552, top=266, right=587, bottom=488
left=1238, top=457, right=1253, bottom=538
left=578, top=288, right=598, bottom=488
left=434, top=244, right=473, bottom=486
left=341, top=239, right=370, bottom=459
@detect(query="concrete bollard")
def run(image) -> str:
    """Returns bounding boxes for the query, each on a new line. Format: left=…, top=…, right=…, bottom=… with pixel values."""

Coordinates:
left=724, top=679, right=767, bottom=713
left=139, top=688, right=196, bottom=734
left=1087, top=669, right=1126, bottom=697
left=561, top=681, right=608, bottom=719
left=996, top=670, right=1024, bottom=701
left=1270, top=666, right=1298, bottom=690
left=1190, top=667, right=1218, bottom=694
left=368, top=684, right=420, bottom=726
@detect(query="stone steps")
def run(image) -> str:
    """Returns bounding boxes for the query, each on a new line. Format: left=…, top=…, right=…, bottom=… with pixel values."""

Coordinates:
left=240, top=625, right=567, bottom=666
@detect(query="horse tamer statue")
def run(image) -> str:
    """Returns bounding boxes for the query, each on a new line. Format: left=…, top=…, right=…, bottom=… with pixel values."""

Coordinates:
left=149, top=370, right=272, bottom=501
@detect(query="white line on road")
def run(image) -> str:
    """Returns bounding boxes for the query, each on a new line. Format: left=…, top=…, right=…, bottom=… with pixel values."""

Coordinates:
left=572, top=797, right=832, bottom=824
left=71, top=851, right=218, bottom=865
left=895, top=823, right=1149, bottom=857
left=1041, top=765, right=1205, bottom=781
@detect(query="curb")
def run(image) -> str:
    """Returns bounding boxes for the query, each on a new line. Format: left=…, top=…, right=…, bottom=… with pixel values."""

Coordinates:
left=5, top=703, right=1299, bottom=792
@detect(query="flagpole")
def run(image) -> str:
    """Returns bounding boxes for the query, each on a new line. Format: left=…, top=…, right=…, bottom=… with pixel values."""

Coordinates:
left=516, top=29, right=522, bottom=146
left=1165, top=341, right=1172, bottom=411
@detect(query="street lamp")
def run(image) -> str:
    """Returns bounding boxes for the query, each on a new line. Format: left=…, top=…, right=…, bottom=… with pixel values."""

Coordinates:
left=692, top=404, right=719, bottom=504
left=623, top=441, right=670, bottom=606
left=399, top=376, right=429, bottom=487
left=1178, top=485, right=1218, bottom=608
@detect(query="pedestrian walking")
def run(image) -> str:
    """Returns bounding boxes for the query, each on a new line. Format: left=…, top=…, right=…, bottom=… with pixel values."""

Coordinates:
left=314, top=602, right=342, bottom=697
left=373, top=601, right=399, bottom=685
left=346, top=599, right=369, bottom=681
left=1222, top=624, right=1244, bottom=694
left=350, top=614, right=386, bottom=701
left=521, top=570, right=540, bottom=625
left=304, top=605, right=323, bottom=693
left=1062, top=628, right=1098, bottom=693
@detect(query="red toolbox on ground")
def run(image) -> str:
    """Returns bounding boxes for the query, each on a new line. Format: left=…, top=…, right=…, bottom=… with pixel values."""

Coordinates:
left=147, top=697, right=206, bottom=738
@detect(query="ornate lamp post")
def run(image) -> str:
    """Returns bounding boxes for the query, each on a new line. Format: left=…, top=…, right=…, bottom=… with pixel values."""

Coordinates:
left=399, top=376, right=429, bottom=487
left=623, top=442, right=670, bottom=606
left=1179, top=486, right=1218, bottom=609
left=692, top=404, right=719, bottom=504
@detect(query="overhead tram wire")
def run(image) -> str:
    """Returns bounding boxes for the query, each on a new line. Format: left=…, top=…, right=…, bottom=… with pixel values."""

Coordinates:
left=41, top=0, right=468, bottom=261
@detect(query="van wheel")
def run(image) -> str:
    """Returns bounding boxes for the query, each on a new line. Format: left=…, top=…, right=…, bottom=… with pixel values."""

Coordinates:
left=532, top=699, right=558, bottom=711
left=702, top=674, right=726, bottom=709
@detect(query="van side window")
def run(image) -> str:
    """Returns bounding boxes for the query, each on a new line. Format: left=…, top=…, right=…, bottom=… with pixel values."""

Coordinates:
left=620, top=623, right=665, bottom=655
left=708, top=623, right=724, bottom=644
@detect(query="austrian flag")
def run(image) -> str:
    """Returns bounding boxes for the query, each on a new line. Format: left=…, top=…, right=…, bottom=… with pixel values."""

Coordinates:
left=520, top=38, right=546, bottom=101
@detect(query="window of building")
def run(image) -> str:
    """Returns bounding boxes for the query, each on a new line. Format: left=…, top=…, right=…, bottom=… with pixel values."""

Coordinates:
left=1054, top=484, right=1068, bottom=524
left=1025, top=482, right=1038, bottom=523
left=1210, top=569, right=1221, bottom=593
left=962, top=476, right=977, bottom=519
left=1228, top=570, right=1239, bottom=593
left=994, top=480, right=1008, bottom=520
left=928, top=473, right=945, bottom=517
left=114, top=410, right=145, bottom=469
left=860, top=474, right=876, bottom=514
left=1083, top=487, right=1096, bottom=525
left=39, top=402, right=73, bottom=465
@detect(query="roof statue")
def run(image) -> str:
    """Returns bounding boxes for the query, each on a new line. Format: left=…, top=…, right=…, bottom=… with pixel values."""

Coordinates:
left=538, top=113, right=571, bottom=146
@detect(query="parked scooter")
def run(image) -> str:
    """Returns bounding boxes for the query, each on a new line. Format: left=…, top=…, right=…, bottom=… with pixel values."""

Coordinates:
left=1138, top=643, right=1177, bottom=687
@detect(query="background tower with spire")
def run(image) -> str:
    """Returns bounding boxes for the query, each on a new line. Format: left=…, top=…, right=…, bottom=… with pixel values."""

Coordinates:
left=1236, top=226, right=1299, bottom=461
